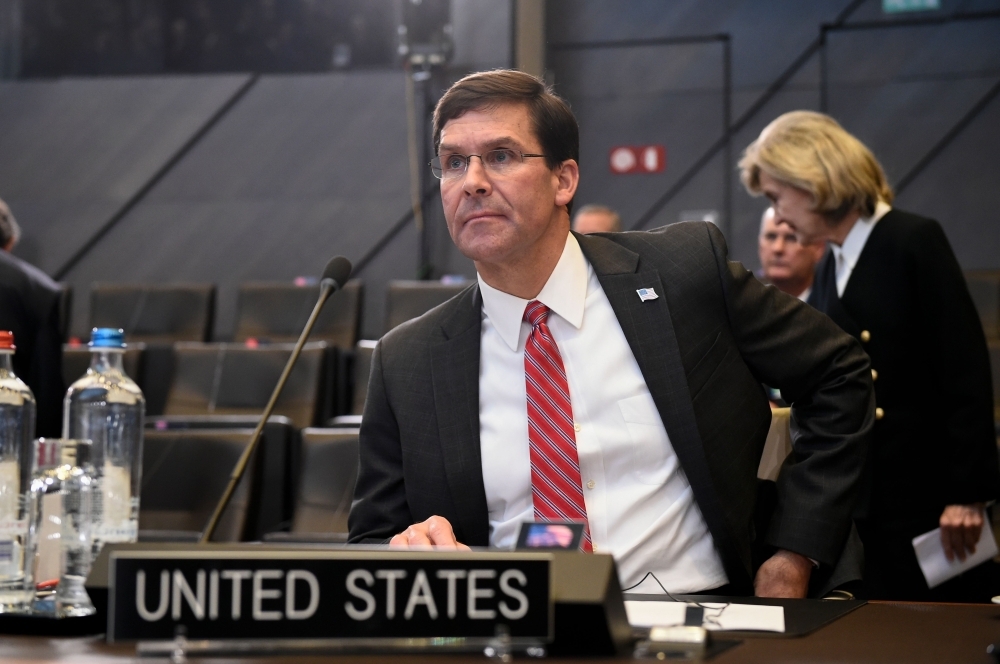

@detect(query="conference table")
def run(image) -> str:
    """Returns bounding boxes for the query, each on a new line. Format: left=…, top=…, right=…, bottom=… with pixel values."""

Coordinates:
left=1, top=600, right=997, bottom=663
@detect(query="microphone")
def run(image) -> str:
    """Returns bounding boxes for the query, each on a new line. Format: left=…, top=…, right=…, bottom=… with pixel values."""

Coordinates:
left=320, top=255, right=353, bottom=293
left=200, top=256, right=353, bottom=543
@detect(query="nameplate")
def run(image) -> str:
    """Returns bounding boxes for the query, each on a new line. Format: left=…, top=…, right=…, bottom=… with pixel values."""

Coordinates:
left=107, top=549, right=552, bottom=644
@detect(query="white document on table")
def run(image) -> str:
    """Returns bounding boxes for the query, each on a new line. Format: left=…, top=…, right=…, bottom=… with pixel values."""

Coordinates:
left=624, top=601, right=785, bottom=633
left=912, top=525, right=999, bottom=588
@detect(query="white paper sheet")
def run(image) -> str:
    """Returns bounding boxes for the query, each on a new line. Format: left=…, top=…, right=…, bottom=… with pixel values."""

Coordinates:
left=912, top=525, right=999, bottom=589
left=624, top=600, right=785, bottom=633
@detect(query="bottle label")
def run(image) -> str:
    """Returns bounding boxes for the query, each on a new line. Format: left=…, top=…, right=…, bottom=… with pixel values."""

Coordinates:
left=0, top=527, right=26, bottom=579
left=0, top=539, right=22, bottom=577
left=95, top=521, right=138, bottom=542
left=106, top=388, right=138, bottom=405
left=102, top=464, right=132, bottom=524
left=0, top=520, right=27, bottom=540
left=0, top=460, right=20, bottom=522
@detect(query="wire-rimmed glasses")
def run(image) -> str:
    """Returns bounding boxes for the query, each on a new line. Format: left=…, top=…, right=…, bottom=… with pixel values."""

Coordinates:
left=430, top=149, right=547, bottom=180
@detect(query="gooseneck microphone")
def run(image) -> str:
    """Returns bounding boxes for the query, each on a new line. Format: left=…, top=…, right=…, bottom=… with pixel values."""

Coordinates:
left=200, top=256, right=353, bottom=543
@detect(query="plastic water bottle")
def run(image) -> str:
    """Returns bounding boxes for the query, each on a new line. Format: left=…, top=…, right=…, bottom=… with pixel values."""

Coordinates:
left=0, top=331, right=35, bottom=612
left=63, top=328, right=145, bottom=558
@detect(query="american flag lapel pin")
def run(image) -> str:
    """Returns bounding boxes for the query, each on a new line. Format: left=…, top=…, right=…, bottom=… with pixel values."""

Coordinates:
left=636, top=287, right=659, bottom=302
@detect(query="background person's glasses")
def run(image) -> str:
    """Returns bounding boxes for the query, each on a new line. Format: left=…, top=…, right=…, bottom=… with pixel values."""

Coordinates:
left=430, top=149, right=547, bottom=180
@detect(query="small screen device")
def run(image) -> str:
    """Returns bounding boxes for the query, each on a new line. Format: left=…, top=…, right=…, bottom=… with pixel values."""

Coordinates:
left=515, top=521, right=585, bottom=551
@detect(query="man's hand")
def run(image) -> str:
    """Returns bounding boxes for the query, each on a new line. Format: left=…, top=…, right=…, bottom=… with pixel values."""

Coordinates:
left=940, top=503, right=985, bottom=562
left=389, top=515, right=471, bottom=550
left=754, top=549, right=812, bottom=598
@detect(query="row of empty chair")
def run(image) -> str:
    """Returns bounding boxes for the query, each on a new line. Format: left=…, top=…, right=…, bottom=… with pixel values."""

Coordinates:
left=64, top=341, right=343, bottom=426
left=76, top=278, right=472, bottom=346
left=66, top=271, right=1000, bottom=426
left=57, top=280, right=472, bottom=426
left=75, top=270, right=1000, bottom=344
left=139, top=416, right=358, bottom=543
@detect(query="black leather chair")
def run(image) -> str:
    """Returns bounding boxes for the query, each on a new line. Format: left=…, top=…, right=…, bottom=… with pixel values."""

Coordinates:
left=383, top=280, right=468, bottom=332
left=233, top=279, right=362, bottom=349
left=89, top=282, right=215, bottom=343
left=965, top=270, right=1000, bottom=340
left=164, top=342, right=327, bottom=428
left=146, top=414, right=299, bottom=540
left=287, top=428, right=359, bottom=537
left=140, top=429, right=262, bottom=542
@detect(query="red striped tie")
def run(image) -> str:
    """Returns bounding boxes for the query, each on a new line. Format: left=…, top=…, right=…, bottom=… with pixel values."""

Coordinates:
left=523, top=300, right=592, bottom=551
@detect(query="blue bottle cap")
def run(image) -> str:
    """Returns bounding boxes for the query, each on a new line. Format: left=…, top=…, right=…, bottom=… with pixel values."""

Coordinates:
left=89, top=328, right=125, bottom=348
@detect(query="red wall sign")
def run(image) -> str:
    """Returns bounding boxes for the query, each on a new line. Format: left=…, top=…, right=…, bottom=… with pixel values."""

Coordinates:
left=608, top=145, right=666, bottom=174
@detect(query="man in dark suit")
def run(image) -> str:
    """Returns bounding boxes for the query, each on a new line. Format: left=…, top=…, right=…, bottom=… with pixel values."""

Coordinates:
left=0, top=198, right=65, bottom=437
left=740, top=110, right=999, bottom=601
left=349, top=71, right=874, bottom=598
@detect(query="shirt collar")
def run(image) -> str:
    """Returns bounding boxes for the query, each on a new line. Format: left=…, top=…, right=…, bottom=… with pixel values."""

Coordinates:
left=832, top=200, right=892, bottom=268
left=477, top=233, right=588, bottom=352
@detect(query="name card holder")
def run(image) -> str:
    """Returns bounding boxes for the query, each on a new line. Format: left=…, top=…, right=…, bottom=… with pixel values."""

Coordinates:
left=89, top=544, right=631, bottom=657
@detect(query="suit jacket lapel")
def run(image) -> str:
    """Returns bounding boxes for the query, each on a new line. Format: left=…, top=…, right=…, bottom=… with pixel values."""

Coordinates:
left=810, top=248, right=861, bottom=337
left=576, top=233, right=739, bottom=575
left=839, top=211, right=892, bottom=314
left=429, top=285, right=491, bottom=546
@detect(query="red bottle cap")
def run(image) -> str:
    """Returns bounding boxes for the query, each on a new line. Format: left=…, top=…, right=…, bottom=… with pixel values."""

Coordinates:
left=0, top=331, right=14, bottom=350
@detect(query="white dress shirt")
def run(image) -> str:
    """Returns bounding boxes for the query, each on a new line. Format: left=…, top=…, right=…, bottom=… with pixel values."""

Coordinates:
left=477, top=234, right=729, bottom=594
left=832, top=201, right=892, bottom=297
left=797, top=286, right=812, bottom=303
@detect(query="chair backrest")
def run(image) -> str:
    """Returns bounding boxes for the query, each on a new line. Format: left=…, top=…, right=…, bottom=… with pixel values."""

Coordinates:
left=89, top=282, right=215, bottom=343
left=233, top=279, right=363, bottom=349
left=758, top=407, right=792, bottom=482
left=140, top=429, right=260, bottom=542
left=62, top=344, right=144, bottom=390
left=164, top=342, right=326, bottom=428
left=351, top=340, right=377, bottom=415
left=145, top=415, right=298, bottom=540
left=384, top=280, right=468, bottom=332
left=965, top=270, right=1000, bottom=340
left=291, top=428, right=359, bottom=536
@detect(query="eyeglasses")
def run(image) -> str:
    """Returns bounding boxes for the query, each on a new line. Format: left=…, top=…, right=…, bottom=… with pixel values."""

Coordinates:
left=430, top=149, right=547, bottom=180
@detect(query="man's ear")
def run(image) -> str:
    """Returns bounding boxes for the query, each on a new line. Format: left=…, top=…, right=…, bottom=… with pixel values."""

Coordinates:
left=554, top=159, right=579, bottom=208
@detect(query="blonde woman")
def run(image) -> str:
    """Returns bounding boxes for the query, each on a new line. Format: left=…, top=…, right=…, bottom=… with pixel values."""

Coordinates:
left=741, top=111, right=998, bottom=602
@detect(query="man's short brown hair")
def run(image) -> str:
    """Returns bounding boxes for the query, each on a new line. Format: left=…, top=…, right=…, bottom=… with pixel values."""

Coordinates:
left=739, top=111, right=893, bottom=222
left=432, top=69, right=579, bottom=172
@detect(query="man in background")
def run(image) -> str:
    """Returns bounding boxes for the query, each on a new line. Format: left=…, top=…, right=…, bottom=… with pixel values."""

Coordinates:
left=758, top=206, right=825, bottom=301
left=571, top=204, right=621, bottom=234
left=0, top=198, right=64, bottom=436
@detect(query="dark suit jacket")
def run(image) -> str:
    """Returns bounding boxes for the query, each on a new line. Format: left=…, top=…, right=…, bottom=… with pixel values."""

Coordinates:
left=808, top=209, right=999, bottom=534
left=0, top=251, right=64, bottom=437
left=350, top=222, right=874, bottom=591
